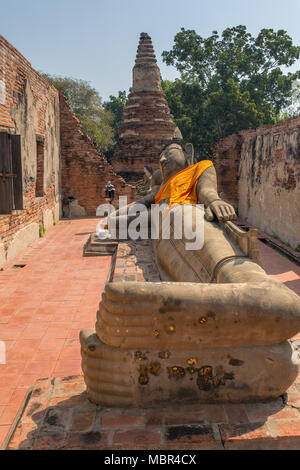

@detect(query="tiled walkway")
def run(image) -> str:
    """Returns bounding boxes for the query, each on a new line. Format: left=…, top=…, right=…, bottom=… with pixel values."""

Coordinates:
left=0, top=218, right=111, bottom=446
left=0, top=218, right=299, bottom=448
left=258, top=240, right=300, bottom=296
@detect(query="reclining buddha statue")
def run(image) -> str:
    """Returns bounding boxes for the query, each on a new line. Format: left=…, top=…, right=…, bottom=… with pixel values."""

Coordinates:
left=80, top=129, right=300, bottom=408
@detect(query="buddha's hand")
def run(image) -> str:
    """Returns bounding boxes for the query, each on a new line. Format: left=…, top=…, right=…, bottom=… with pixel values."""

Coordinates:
left=205, top=199, right=237, bottom=222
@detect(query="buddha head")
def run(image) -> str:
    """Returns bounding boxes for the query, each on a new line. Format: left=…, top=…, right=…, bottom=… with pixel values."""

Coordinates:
left=159, top=140, right=194, bottom=182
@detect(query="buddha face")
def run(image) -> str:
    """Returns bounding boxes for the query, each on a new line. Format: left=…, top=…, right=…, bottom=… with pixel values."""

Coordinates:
left=159, top=144, right=187, bottom=181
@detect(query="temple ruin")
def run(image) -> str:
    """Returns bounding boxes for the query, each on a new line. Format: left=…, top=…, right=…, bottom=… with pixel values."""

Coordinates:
left=0, top=29, right=300, bottom=450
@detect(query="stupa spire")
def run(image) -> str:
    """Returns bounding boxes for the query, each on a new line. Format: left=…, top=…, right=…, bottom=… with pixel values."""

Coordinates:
left=135, top=32, right=157, bottom=65
left=132, top=32, right=162, bottom=93
left=111, top=32, right=176, bottom=184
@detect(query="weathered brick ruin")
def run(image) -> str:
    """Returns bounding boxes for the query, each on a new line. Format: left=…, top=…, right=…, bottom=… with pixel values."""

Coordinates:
left=211, top=134, right=242, bottom=207
left=0, top=34, right=60, bottom=268
left=213, top=115, right=300, bottom=249
left=59, top=94, right=135, bottom=217
left=0, top=34, right=135, bottom=268
left=111, top=32, right=176, bottom=184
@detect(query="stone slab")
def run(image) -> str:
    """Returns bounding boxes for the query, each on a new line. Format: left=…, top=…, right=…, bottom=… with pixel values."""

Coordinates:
left=112, top=240, right=161, bottom=282
left=83, top=233, right=118, bottom=257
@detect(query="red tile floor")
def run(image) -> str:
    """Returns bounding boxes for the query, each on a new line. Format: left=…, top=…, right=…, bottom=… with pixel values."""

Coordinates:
left=0, top=218, right=110, bottom=446
left=0, top=218, right=299, bottom=448
left=259, top=241, right=300, bottom=296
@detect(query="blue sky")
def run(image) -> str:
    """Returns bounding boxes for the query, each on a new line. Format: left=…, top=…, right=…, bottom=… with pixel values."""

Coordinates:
left=1, top=0, right=300, bottom=101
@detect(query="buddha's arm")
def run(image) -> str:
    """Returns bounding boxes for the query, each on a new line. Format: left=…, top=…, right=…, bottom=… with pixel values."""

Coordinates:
left=106, top=184, right=162, bottom=234
left=196, top=166, right=236, bottom=222
left=136, top=184, right=161, bottom=208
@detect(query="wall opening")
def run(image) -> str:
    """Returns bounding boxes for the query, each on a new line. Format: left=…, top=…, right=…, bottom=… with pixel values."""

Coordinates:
left=0, top=132, right=23, bottom=214
left=36, top=136, right=45, bottom=197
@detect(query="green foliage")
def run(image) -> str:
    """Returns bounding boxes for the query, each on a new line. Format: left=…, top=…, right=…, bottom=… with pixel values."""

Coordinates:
left=162, top=25, right=300, bottom=158
left=295, top=245, right=300, bottom=253
left=280, top=80, right=300, bottom=118
left=41, top=73, right=114, bottom=154
left=103, top=91, right=127, bottom=161
left=104, top=90, right=127, bottom=136
left=39, top=224, right=45, bottom=238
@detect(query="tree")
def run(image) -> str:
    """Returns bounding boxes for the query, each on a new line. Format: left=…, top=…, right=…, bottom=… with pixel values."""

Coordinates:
left=103, top=91, right=127, bottom=161
left=281, top=80, right=300, bottom=117
left=104, top=90, right=127, bottom=140
left=162, top=26, right=300, bottom=158
left=41, top=73, right=114, bottom=154
left=162, top=79, right=212, bottom=157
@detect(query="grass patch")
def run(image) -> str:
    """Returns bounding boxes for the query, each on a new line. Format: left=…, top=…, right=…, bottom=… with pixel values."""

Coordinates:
left=39, top=224, right=46, bottom=238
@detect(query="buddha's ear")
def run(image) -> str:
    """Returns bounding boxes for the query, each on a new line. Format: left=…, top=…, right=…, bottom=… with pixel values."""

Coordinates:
left=184, top=143, right=194, bottom=166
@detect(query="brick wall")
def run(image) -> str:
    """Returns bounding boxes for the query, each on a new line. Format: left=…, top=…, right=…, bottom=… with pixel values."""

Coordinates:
left=212, top=115, right=300, bottom=249
left=0, top=35, right=59, bottom=140
left=36, top=139, right=45, bottom=197
left=0, top=35, right=60, bottom=268
left=238, top=116, right=300, bottom=249
left=212, top=134, right=242, bottom=207
left=59, top=93, right=136, bottom=216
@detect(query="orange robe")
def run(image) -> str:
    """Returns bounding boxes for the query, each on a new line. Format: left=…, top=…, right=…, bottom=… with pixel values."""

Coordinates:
left=155, top=161, right=213, bottom=208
